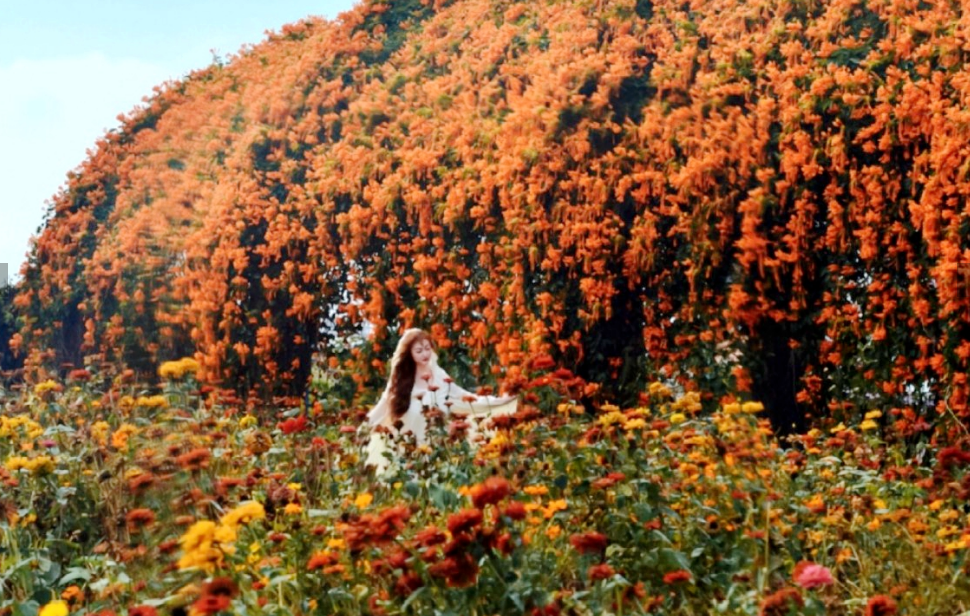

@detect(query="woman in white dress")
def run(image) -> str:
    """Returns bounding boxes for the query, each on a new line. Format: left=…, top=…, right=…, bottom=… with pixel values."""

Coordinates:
left=363, top=328, right=518, bottom=473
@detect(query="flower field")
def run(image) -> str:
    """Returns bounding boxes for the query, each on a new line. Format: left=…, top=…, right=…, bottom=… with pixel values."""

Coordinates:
left=2, top=366, right=969, bottom=616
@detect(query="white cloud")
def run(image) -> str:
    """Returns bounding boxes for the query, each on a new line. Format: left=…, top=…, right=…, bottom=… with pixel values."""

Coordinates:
left=0, top=52, right=173, bottom=277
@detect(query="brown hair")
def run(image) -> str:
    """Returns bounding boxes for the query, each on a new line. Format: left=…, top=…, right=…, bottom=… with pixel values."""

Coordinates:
left=390, top=330, right=432, bottom=418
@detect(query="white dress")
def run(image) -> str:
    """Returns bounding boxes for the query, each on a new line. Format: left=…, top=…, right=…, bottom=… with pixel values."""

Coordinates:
left=363, top=355, right=517, bottom=474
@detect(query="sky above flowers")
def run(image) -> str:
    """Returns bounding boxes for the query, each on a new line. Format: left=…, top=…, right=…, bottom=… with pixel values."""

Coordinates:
left=0, top=0, right=357, bottom=281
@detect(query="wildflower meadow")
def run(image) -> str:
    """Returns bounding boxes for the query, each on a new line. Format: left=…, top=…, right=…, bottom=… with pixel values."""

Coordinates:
left=2, top=360, right=969, bottom=615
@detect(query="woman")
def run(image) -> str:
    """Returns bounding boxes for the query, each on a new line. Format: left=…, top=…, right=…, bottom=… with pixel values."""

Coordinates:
left=363, top=328, right=517, bottom=473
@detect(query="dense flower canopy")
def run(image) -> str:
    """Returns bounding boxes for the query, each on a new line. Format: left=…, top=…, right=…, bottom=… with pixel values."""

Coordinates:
left=12, top=0, right=970, bottom=433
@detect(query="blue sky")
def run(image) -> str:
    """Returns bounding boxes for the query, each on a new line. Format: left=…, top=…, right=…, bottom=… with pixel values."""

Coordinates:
left=0, top=0, right=358, bottom=280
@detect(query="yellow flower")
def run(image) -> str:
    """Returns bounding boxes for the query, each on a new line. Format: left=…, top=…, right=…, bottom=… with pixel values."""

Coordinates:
left=91, top=421, right=110, bottom=447
left=741, top=401, right=764, bottom=414
left=541, top=499, right=567, bottom=519
left=354, top=492, right=373, bottom=509
left=545, top=525, right=562, bottom=539
left=177, top=520, right=234, bottom=571
left=38, top=600, right=69, bottom=616
left=239, top=415, right=258, bottom=428
left=220, top=501, right=266, bottom=529
left=864, top=410, right=882, bottom=420
left=829, top=422, right=847, bottom=433
left=135, top=395, right=167, bottom=409
left=670, top=413, right=687, bottom=424
left=623, top=418, right=647, bottom=431
left=284, top=503, right=303, bottom=515
left=859, top=419, right=879, bottom=431
left=111, top=423, right=138, bottom=449
left=524, top=485, right=548, bottom=497
left=6, top=455, right=55, bottom=475
left=5, top=455, right=29, bottom=472
left=327, top=538, right=346, bottom=550
left=556, top=403, right=583, bottom=416
left=647, top=382, right=671, bottom=398
left=598, top=411, right=626, bottom=427
left=34, top=380, right=60, bottom=395
left=158, top=357, right=201, bottom=380
left=835, top=547, right=854, bottom=564
left=940, top=509, right=960, bottom=523
left=213, top=524, right=238, bottom=544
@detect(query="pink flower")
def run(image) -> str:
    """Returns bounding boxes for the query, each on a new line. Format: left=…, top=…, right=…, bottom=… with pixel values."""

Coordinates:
left=793, top=561, right=834, bottom=589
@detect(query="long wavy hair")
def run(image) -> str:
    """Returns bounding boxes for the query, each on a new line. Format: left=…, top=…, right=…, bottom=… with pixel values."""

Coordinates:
left=389, top=329, right=432, bottom=418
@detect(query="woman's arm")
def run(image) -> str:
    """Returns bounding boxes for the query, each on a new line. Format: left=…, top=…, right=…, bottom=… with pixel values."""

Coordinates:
left=433, top=365, right=517, bottom=416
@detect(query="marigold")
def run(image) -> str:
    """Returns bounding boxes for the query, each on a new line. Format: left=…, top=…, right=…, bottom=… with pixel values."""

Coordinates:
left=542, top=499, right=568, bottom=519
left=220, top=501, right=266, bottom=529
left=308, top=551, right=340, bottom=570
left=38, top=600, right=69, bottom=616
left=523, top=485, right=549, bottom=496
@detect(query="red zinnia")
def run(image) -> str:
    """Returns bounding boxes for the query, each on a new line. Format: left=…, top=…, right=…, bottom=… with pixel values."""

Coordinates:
left=503, top=501, right=528, bottom=521
left=427, top=553, right=479, bottom=587
left=937, top=446, right=970, bottom=469
left=201, top=577, right=238, bottom=598
left=278, top=415, right=309, bottom=435
left=126, top=508, right=156, bottom=530
left=128, top=608, right=158, bottom=616
left=591, top=472, right=626, bottom=490
left=192, top=594, right=231, bottom=614
left=394, top=571, right=423, bottom=597
left=569, top=532, right=608, bottom=554
left=865, top=595, right=898, bottom=616
left=175, top=447, right=211, bottom=471
left=588, top=563, right=615, bottom=581
left=447, top=508, right=483, bottom=535
left=470, top=476, right=511, bottom=509
left=759, top=588, right=803, bottom=616
left=663, top=569, right=692, bottom=584
left=414, top=525, right=447, bottom=547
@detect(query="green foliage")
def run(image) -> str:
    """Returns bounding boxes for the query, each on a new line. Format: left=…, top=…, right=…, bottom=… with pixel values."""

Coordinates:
left=0, top=285, right=21, bottom=373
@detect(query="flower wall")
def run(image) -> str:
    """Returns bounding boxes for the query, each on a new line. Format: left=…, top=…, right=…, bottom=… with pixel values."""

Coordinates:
left=12, top=0, right=970, bottom=434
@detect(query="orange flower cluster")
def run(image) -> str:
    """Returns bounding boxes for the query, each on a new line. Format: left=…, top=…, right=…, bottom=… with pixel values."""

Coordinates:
left=13, top=0, right=970, bottom=433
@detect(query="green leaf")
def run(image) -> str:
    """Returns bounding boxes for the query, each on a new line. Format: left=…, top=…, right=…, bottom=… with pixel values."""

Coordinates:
left=659, top=548, right=691, bottom=572
left=58, top=567, right=92, bottom=585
